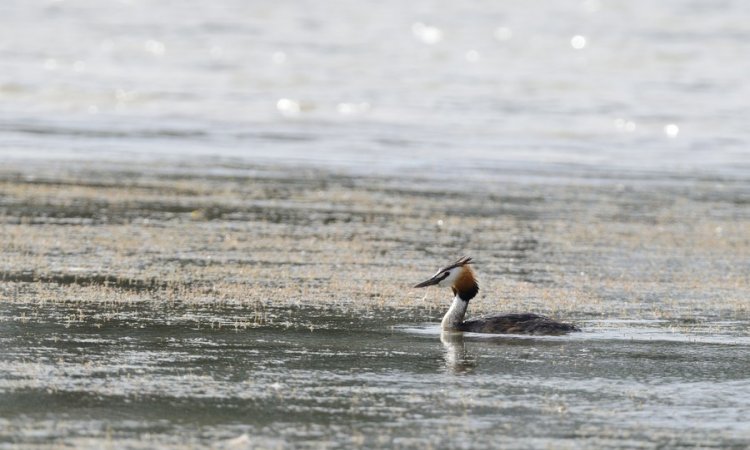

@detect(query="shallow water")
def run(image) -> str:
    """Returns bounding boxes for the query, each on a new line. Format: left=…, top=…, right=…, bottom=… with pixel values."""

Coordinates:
left=2, top=1, right=750, bottom=448
left=0, top=164, right=748, bottom=448
left=2, top=303, right=749, bottom=449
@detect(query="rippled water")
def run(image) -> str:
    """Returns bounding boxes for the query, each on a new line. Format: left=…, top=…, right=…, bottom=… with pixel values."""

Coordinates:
left=1, top=0, right=749, bottom=177
left=2, top=304, right=750, bottom=449
left=2, top=1, right=750, bottom=448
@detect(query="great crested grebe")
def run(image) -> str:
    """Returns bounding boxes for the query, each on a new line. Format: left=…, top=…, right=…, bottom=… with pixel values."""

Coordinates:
left=414, top=256, right=580, bottom=335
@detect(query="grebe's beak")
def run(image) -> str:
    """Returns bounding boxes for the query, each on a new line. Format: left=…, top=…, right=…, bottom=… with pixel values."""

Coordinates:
left=413, top=274, right=442, bottom=288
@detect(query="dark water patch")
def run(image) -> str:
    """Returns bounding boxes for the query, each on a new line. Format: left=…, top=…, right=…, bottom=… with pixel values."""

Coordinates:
left=374, top=137, right=415, bottom=147
left=156, top=257, right=324, bottom=268
left=1, top=271, right=168, bottom=292
left=241, top=131, right=318, bottom=143
left=1, top=123, right=209, bottom=140
left=0, top=199, right=400, bottom=226
left=0, top=200, right=192, bottom=225
left=0, top=201, right=110, bottom=223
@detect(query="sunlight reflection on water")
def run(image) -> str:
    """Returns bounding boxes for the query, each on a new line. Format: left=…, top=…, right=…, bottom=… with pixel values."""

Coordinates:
left=0, top=0, right=748, bottom=178
left=3, top=305, right=749, bottom=448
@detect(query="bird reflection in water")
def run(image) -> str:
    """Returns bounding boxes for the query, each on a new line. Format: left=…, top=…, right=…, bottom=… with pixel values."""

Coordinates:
left=440, top=331, right=477, bottom=374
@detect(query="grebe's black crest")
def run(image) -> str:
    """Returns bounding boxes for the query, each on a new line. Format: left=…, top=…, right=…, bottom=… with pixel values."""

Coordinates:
left=441, top=256, right=473, bottom=272
left=413, top=256, right=580, bottom=335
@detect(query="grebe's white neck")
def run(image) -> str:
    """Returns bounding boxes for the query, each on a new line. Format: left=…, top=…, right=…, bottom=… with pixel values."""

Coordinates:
left=441, top=294, right=468, bottom=331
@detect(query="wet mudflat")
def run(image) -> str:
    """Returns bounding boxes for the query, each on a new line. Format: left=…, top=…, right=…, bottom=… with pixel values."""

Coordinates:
left=1, top=161, right=749, bottom=449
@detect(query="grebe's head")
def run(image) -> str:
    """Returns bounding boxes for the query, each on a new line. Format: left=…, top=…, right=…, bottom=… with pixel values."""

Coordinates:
left=413, top=256, right=479, bottom=301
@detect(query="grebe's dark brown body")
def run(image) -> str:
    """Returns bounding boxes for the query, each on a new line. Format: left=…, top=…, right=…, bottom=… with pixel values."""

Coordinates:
left=459, top=313, right=580, bottom=335
left=414, top=256, right=580, bottom=336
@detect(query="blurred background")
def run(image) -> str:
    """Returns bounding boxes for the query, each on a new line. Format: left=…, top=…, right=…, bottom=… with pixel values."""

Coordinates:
left=1, top=0, right=748, bottom=178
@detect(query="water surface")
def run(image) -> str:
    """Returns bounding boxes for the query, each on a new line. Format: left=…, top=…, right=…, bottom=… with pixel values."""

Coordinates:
left=2, top=303, right=749, bottom=449
left=2, top=1, right=750, bottom=448
left=1, top=0, right=749, bottom=178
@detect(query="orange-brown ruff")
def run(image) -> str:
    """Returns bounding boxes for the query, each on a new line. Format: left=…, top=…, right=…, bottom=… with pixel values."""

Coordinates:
left=451, top=263, right=478, bottom=299
left=413, top=256, right=580, bottom=335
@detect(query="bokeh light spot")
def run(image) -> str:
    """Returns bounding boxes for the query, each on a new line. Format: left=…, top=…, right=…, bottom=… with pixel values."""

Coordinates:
left=665, top=124, right=680, bottom=138
left=412, top=22, right=443, bottom=44
left=571, top=35, right=587, bottom=49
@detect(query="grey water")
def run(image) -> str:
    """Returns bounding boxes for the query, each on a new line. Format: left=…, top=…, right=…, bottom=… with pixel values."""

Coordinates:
left=1, top=0, right=749, bottom=179
left=2, top=303, right=750, bottom=449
